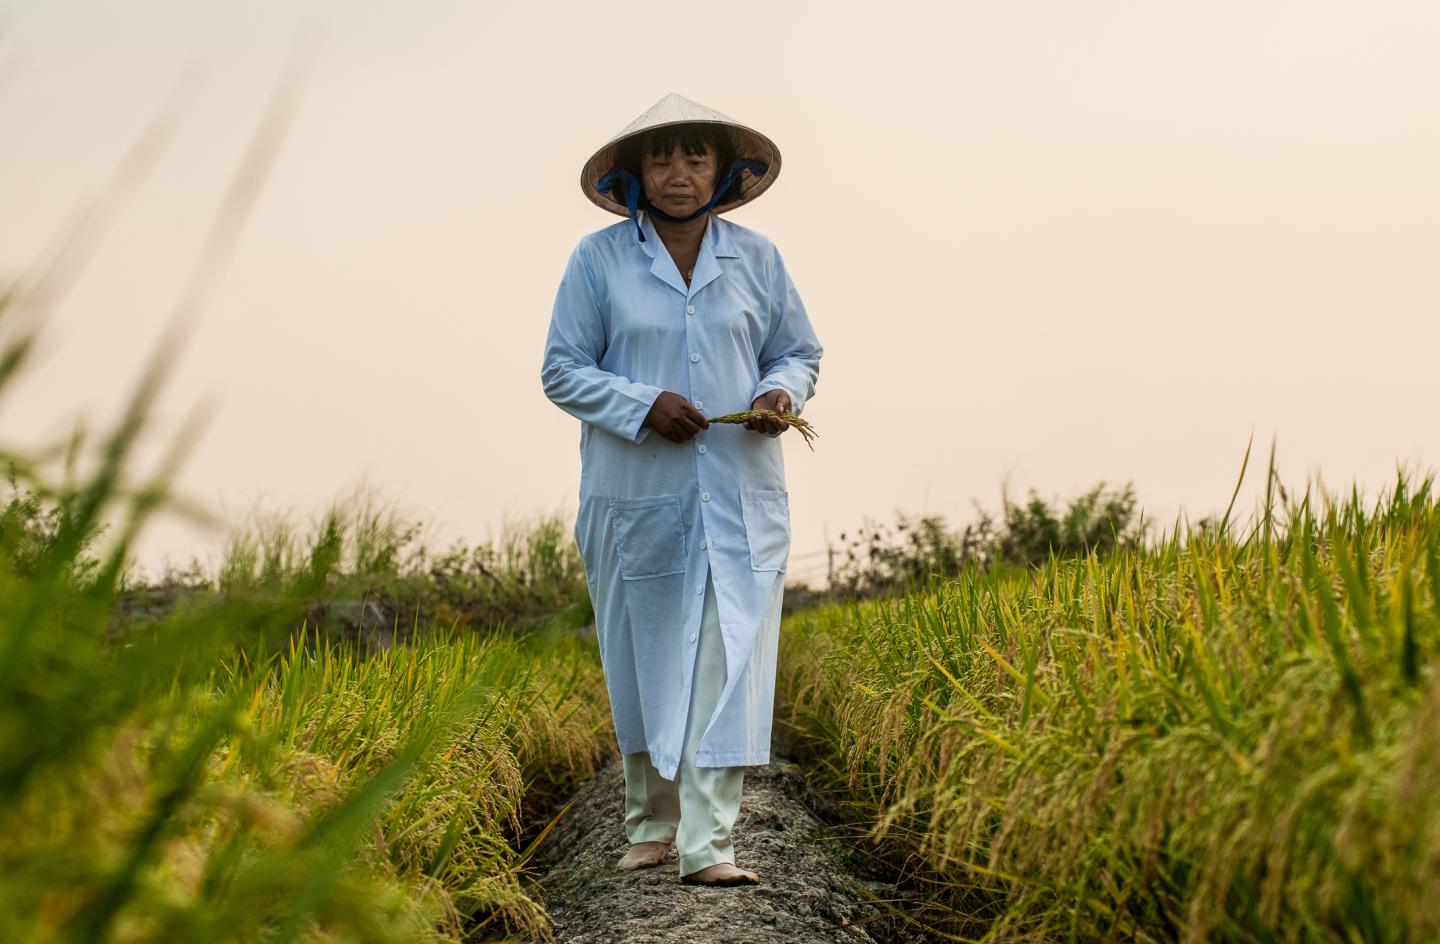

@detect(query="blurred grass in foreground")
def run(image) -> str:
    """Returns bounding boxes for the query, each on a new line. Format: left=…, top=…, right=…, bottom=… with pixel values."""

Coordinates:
left=779, top=455, right=1440, bottom=942
left=0, top=306, right=610, bottom=942
left=0, top=63, right=615, bottom=941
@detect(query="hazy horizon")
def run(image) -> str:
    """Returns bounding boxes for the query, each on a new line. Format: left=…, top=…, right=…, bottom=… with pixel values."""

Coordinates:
left=2, top=0, right=1436, bottom=587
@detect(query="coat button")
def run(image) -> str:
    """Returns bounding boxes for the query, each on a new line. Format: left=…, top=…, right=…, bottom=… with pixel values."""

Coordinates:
left=690, top=353, right=700, bottom=363
left=701, top=492, right=711, bottom=502
left=686, top=305, right=695, bottom=315
left=689, top=634, right=697, bottom=643
left=698, top=444, right=707, bottom=454
left=700, top=541, right=707, bottom=550
left=694, top=399, right=703, bottom=409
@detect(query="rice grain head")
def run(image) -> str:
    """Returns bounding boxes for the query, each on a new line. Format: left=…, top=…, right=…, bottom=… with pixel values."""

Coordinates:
left=705, top=409, right=818, bottom=450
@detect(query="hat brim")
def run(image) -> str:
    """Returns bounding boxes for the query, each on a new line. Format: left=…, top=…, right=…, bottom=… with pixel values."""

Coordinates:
left=579, top=119, right=782, bottom=217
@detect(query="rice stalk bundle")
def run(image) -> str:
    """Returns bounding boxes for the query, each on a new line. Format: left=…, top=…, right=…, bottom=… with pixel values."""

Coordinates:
left=706, top=409, right=819, bottom=450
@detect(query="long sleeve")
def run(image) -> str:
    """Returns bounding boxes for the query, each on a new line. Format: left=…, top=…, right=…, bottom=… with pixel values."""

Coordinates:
left=541, top=243, right=664, bottom=444
left=751, top=246, right=822, bottom=417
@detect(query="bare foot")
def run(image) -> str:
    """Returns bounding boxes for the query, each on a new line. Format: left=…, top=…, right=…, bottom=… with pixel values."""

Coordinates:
left=616, top=841, right=670, bottom=871
left=680, top=862, right=760, bottom=886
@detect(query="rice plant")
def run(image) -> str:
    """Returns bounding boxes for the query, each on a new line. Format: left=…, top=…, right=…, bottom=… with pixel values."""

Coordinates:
left=0, top=66, right=617, bottom=940
left=0, top=293, right=611, bottom=942
left=779, top=456, right=1440, bottom=942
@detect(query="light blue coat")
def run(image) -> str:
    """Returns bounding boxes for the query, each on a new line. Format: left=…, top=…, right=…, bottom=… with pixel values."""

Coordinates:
left=541, top=210, right=822, bottom=781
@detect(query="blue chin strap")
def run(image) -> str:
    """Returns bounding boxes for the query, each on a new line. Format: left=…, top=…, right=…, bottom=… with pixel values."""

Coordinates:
left=595, top=158, right=769, bottom=242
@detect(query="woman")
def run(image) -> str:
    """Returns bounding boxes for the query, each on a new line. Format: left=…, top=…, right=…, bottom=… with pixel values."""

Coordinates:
left=541, top=93, right=822, bottom=887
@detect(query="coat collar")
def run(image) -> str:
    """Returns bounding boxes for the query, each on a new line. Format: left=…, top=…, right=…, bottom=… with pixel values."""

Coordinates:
left=637, top=211, right=737, bottom=297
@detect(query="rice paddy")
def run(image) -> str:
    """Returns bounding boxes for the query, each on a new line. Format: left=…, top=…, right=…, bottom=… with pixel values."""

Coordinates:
left=0, top=516, right=614, bottom=943
left=777, top=459, right=1440, bottom=942
left=0, top=295, right=615, bottom=941
left=6, top=263, right=1435, bottom=940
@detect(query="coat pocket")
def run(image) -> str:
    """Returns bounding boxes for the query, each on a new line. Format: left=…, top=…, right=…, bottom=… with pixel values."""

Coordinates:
left=740, top=487, right=790, bottom=573
left=609, top=495, right=687, bottom=580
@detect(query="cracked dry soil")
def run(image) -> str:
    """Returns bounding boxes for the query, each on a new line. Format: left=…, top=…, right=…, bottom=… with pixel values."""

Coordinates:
left=526, top=752, right=930, bottom=944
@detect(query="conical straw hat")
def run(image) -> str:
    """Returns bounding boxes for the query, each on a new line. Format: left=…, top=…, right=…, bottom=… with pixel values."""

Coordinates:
left=580, top=93, right=782, bottom=217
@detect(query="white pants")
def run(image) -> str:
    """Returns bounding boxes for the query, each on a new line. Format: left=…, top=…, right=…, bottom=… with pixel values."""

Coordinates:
left=622, top=570, right=746, bottom=875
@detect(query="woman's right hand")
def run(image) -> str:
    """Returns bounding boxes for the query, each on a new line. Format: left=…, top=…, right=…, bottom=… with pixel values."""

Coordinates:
left=643, top=391, right=710, bottom=443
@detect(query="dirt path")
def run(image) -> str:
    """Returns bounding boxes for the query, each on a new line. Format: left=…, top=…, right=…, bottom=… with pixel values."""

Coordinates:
left=526, top=752, right=927, bottom=944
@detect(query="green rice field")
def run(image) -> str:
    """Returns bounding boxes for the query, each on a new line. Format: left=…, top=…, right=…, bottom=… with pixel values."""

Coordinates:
left=0, top=510, right=614, bottom=942
left=778, top=460, right=1440, bottom=942
left=5, top=282, right=1437, bottom=941
left=0, top=302, right=616, bottom=941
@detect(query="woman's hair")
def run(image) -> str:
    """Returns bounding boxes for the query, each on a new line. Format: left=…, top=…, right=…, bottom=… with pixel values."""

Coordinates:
left=610, top=123, right=742, bottom=209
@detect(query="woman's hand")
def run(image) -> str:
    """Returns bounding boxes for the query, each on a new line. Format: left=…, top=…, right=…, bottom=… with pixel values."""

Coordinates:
left=643, top=391, right=710, bottom=443
left=744, top=390, right=791, bottom=435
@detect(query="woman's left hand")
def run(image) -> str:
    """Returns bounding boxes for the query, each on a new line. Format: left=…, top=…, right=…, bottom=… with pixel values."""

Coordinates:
left=744, top=390, right=791, bottom=434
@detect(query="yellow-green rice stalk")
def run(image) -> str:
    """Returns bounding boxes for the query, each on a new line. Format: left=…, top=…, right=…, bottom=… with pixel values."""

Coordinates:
left=706, top=409, right=819, bottom=450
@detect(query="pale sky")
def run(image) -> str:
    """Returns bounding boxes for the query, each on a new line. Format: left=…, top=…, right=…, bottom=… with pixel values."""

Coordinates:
left=1, top=0, right=1437, bottom=586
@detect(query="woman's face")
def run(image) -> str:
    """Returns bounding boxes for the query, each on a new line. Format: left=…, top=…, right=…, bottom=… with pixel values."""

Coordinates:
left=640, top=143, right=718, bottom=218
